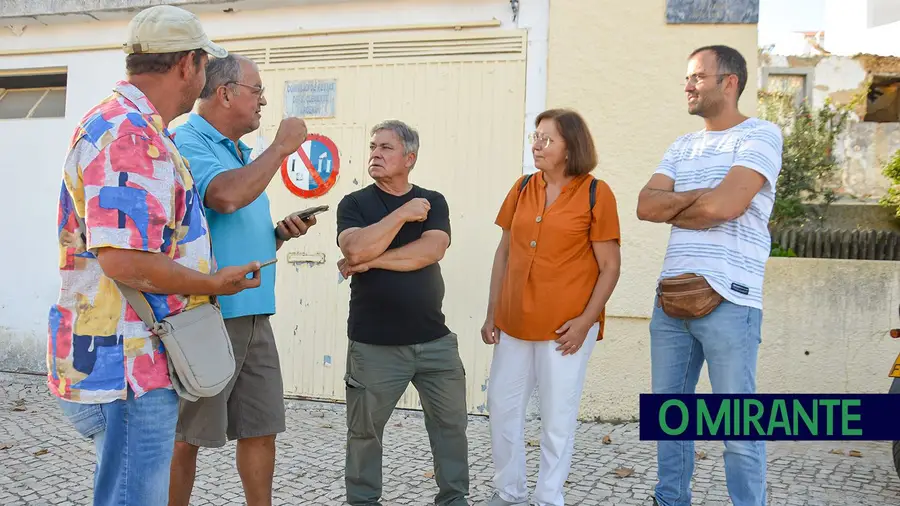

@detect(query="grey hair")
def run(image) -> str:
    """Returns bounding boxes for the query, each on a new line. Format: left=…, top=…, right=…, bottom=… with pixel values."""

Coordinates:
left=371, top=120, right=420, bottom=167
left=199, top=54, right=249, bottom=100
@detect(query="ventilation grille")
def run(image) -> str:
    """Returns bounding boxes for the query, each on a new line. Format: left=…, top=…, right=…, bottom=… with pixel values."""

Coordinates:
left=268, top=42, right=370, bottom=64
left=233, top=34, right=525, bottom=65
left=239, top=48, right=268, bottom=65
left=372, top=36, right=524, bottom=59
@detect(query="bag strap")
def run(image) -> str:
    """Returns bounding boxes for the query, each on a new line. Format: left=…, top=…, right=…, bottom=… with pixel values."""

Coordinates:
left=519, top=173, right=534, bottom=194
left=512, top=173, right=597, bottom=222
left=114, top=281, right=160, bottom=331
left=512, top=173, right=534, bottom=213
left=515, top=173, right=597, bottom=212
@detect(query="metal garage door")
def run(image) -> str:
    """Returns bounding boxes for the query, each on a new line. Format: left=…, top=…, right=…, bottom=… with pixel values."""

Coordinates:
left=225, top=29, right=527, bottom=414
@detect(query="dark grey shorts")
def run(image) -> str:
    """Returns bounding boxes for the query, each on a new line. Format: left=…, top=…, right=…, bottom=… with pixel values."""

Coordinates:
left=175, top=315, right=286, bottom=448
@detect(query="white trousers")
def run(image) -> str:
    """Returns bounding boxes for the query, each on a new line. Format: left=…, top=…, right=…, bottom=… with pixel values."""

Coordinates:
left=486, top=324, right=599, bottom=506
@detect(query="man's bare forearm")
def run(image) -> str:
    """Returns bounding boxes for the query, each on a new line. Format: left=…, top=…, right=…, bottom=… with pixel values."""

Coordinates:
left=97, top=249, right=217, bottom=295
left=205, top=145, right=289, bottom=214
left=637, top=188, right=709, bottom=222
left=365, top=236, right=444, bottom=272
left=340, top=212, right=407, bottom=265
left=667, top=193, right=732, bottom=230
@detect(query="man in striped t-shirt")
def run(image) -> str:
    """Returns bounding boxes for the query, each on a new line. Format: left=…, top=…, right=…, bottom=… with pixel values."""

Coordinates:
left=637, top=45, right=783, bottom=506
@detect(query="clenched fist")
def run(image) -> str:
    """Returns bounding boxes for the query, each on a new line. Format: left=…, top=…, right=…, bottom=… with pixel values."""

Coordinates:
left=397, top=198, right=430, bottom=223
left=273, top=117, right=308, bottom=158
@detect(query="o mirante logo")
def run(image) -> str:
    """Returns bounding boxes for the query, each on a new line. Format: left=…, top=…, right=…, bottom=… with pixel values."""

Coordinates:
left=640, top=394, right=897, bottom=441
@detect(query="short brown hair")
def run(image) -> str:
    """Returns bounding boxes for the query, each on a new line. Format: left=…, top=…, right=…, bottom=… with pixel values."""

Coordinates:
left=535, top=108, right=598, bottom=177
left=126, top=49, right=204, bottom=76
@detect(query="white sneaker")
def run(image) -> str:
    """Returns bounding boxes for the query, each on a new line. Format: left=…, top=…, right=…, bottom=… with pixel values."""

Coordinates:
left=481, top=491, right=528, bottom=506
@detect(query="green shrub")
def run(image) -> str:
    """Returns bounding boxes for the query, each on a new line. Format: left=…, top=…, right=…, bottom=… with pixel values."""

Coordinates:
left=757, top=90, right=855, bottom=229
left=879, top=148, right=900, bottom=218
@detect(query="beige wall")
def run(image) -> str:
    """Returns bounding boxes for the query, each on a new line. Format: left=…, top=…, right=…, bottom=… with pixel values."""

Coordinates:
left=545, top=0, right=900, bottom=422
left=546, top=0, right=759, bottom=321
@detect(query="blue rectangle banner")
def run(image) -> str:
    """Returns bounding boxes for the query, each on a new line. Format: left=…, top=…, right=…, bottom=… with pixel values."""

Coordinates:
left=639, top=394, right=900, bottom=441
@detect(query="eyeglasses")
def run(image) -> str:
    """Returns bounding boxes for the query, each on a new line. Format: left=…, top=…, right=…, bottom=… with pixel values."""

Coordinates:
left=684, top=73, right=733, bottom=86
left=226, top=81, right=266, bottom=96
left=528, top=131, right=555, bottom=149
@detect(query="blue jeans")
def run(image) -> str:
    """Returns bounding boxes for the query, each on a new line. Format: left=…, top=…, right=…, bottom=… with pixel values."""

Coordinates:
left=650, top=300, right=766, bottom=506
left=58, top=387, right=179, bottom=506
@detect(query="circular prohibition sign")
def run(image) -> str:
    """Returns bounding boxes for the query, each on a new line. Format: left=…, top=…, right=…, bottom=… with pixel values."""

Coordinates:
left=280, top=133, right=341, bottom=198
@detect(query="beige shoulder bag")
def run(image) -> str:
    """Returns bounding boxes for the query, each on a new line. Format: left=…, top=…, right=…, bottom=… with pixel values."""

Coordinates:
left=115, top=282, right=235, bottom=402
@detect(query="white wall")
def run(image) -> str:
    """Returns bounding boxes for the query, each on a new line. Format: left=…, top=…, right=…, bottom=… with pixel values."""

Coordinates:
left=0, top=0, right=548, bottom=373
left=0, top=49, right=125, bottom=372
left=869, top=0, right=900, bottom=28
left=824, top=0, right=900, bottom=56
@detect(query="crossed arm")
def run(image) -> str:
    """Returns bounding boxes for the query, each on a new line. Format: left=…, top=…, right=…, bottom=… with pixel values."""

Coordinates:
left=635, top=167, right=767, bottom=230
left=337, top=213, right=449, bottom=274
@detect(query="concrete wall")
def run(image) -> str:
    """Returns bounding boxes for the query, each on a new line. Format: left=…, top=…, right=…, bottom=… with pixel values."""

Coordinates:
left=581, top=258, right=900, bottom=422
left=1, top=0, right=232, bottom=23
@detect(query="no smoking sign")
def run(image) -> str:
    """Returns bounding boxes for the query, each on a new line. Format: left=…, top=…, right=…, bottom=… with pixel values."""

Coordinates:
left=280, top=133, right=340, bottom=198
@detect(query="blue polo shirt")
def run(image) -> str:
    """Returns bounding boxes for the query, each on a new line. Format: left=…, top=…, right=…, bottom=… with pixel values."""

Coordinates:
left=174, top=113, right=277, bottom=319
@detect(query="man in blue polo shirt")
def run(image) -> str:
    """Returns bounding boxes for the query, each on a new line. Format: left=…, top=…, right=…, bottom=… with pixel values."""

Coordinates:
left=168, top=53, right=313, bottom=506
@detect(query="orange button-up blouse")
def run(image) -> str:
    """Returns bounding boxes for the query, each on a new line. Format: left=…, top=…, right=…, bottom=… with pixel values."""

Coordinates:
left=493, top=172, right=621, bottom=342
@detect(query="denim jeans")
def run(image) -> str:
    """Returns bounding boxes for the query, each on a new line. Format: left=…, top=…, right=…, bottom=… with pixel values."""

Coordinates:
left=58, top=387, right=179, bottom=506
left=650, top=299, right=766, bottom=506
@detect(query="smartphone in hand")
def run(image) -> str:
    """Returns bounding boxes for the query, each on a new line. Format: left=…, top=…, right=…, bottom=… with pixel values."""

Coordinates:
left=294, top=205, right=329, bottom=221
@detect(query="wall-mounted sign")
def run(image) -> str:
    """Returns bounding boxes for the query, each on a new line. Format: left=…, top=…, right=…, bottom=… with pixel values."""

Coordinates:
left=284, top=79, right=337, bottom=119
left=666, top=0, right=759, bottom=24
left=280, top=133, right=340, bottom=198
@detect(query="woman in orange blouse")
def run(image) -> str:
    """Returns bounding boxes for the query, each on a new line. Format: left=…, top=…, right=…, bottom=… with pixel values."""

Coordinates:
left=480, top=109, right=622, bottom=506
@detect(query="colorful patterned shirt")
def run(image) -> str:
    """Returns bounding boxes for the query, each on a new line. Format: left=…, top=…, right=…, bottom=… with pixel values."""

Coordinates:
left=49, top=81, right=213, bottom=404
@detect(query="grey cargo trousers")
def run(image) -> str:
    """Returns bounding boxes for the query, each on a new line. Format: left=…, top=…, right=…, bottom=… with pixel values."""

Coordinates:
left=344, top=333, right=469, bottom=506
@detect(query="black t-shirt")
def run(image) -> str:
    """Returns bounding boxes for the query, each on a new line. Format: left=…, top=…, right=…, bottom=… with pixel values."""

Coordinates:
left=336, top=184, right=452, bottom=345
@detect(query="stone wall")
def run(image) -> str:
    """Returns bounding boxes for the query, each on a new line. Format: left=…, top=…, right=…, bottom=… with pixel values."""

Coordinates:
left=760, top=53, right=900, bottom=201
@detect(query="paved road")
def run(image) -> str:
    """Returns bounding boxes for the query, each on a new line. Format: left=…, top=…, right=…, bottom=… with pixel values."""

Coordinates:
left=1, top=372, right=899, bottom=505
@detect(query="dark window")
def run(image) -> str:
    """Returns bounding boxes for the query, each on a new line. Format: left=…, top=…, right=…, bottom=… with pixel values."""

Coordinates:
left=0, top=71, right=67, bottom=120
left=864, top=76, right=900, bottom=123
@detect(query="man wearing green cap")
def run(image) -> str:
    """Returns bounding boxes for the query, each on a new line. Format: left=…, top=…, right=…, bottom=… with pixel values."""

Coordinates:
left=49, top=6, right=259, bottom=506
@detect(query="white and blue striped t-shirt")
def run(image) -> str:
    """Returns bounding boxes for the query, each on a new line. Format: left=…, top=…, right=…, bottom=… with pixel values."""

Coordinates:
left=655, top=117, right=784, bottom=309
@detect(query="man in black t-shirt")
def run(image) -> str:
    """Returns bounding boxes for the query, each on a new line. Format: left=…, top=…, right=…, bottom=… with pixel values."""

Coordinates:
left=336, top=120, right=469, bottom=506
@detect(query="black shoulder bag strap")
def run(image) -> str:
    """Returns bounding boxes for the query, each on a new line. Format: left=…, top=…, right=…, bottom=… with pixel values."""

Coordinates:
left=515, top=173, right=597, bottom=212
left=513, top=173, right=534, bottom=213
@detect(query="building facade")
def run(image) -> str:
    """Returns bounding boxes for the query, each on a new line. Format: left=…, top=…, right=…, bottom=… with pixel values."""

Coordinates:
left=3, top=0, right=897, bottom=421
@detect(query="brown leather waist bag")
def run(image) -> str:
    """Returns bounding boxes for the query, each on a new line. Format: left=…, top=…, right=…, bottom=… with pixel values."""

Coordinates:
left=656, top=273, right=723, bottom=319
